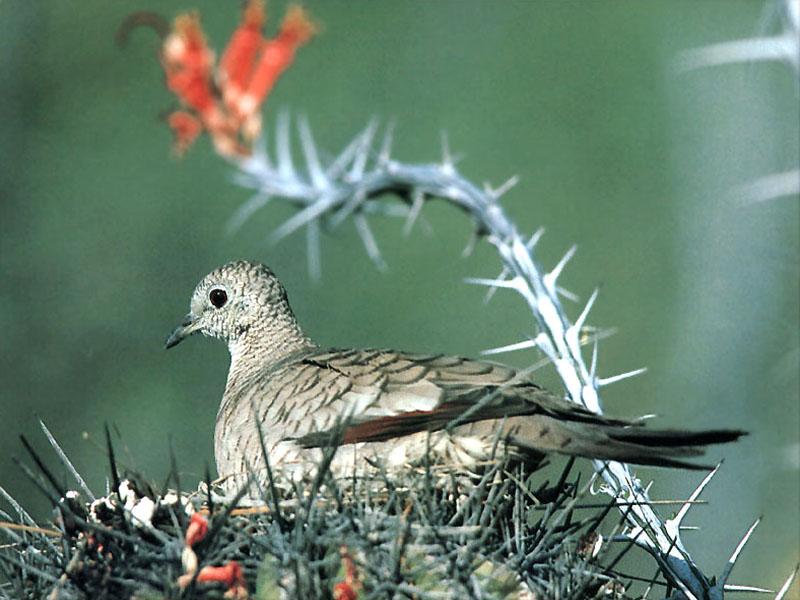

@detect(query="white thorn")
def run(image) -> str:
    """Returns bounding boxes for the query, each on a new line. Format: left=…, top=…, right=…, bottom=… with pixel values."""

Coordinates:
left=483, top=267, right=510, bottom=304
left=462, top=229, right=479, bottom=257
left=720, top=518, right=762, bottom=585
left=306, top=219, right=321, bottom=281
left=737, top=169, right=800, bottom=204
left=226, top=193, right=272, bottom=235
left=276, top=110, right=294, bottom=180
left=481, top=339, right=538, bottom=356
left=672, top=463, right=722, bottom=528
left=298, top=116, right=327, bottom=189
left=722, top=584, right=774, bottom=593
left=492, top=175, right=519, bottom=199
left=597, top=367, right=647, bottom=387
left=464, top=277, right=522, bottom=290
left=326, top=132, right=364, bottom=180
left=378, top=120, right=395, bottom=165
left=574, top=288, right=599, bottom=331
left=354, top=213, right=386, bottom=270
left=634, top=413, right=658, bottom=423
left=403, top=189, right=425, bottom=237
left=677, top=36, right=796, bottom=72
left=679, top=526, right=700, bottom=531
left=545, top=244, right=577, bottom=290
left=349, top=120, right=377, bottom=181
left=526, top=227, right=545, bottom=249
left=590, top=338, right=599, bottom=378
left=440, top=131, right=455, bottom=175
left=556, top=286, right=579, bottom=302
left=775, top=564, right=799, bottom=600
left=271, top=198, right=332, bottom=242
left=330, top=188, right=366, bottom=228
left=581, top=326, right=619, bottom=347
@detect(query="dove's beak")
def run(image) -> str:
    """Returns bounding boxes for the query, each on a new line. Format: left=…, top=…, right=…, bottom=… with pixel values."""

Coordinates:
left=165, top=313, right=200, bottom=349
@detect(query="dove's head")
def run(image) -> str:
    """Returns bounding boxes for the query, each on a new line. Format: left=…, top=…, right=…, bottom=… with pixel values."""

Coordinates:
left=165, top=260, right=310, bottom=361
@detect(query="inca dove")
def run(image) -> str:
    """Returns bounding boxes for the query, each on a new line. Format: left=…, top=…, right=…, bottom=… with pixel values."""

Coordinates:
left=166, top=260, right=743, bottom=491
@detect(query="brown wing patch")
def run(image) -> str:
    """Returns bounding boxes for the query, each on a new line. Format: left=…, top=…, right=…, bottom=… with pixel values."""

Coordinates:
left=294, top=395, right=541, bottom=447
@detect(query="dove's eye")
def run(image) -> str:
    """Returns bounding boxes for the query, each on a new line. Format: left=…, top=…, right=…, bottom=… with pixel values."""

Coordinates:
left=209, top=288, right=228, bottom=309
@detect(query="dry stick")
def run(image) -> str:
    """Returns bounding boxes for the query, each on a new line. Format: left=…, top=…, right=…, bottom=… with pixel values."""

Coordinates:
left=0, top=522, right=60, bottom=538
left=104, top=424, right=121, bottom=496
left=39, top=420, right=95, bottom=502
left=19, top=436, right=66, bottom=499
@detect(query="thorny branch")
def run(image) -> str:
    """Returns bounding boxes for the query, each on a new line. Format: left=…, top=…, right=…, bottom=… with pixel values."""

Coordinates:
left=228, top=113, right=795, bottom=599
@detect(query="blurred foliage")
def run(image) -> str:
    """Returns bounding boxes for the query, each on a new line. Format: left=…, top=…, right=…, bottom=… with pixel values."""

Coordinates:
left=1, top=0, right=797, bottom=595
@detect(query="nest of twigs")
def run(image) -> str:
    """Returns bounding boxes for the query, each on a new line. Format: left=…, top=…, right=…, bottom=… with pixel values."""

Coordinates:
left=0, top=423, right=644, bottom=599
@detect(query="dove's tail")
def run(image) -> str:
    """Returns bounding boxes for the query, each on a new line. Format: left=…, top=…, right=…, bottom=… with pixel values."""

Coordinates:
left=507, top=418, right=746, bottom=470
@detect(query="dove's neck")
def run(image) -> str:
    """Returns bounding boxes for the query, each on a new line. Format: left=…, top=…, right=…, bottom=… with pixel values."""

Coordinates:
left=226, top=318, right=316, bottom=383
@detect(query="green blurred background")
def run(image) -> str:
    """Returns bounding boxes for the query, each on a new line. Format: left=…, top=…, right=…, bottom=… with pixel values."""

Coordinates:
left=1, top=0, right=798, bottom=595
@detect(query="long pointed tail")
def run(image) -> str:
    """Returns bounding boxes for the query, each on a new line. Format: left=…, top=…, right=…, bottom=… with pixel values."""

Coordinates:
left=508, top=417, right=746, bottom=470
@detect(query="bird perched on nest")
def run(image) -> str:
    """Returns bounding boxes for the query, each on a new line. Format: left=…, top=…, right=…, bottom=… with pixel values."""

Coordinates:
left=166, top=260, right=743, bottom=493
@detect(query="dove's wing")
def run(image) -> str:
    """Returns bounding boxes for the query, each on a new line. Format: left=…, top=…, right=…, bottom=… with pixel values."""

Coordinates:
left=254, top=348, right=630, bottom=445
left=235, top=348, right=743, bottom=470
left=218, top=348, right=743, bottom=472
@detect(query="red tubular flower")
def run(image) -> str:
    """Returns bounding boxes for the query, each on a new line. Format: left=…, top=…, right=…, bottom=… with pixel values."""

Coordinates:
left=236, top=6, right=317, bottom=123
left=219, top=0, right=266, bottom=114
left=196, top=561, right=245, bottom=587
left=184, top=512, right=209, bottom=547
left=162, top=13, right=216, bottom=114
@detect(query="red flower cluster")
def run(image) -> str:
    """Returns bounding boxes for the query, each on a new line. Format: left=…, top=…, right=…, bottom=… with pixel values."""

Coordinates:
left=160, top=1, right=316, bottom=157
left=333, top=545, right=361, bottom=600
left=179, top=513, right=249, bottom=598
left=194, top=561, right=247, bottom=599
